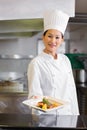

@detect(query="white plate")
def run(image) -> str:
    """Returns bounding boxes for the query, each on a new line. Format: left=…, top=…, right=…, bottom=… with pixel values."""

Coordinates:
left=22, top=96, right=67, bottom=112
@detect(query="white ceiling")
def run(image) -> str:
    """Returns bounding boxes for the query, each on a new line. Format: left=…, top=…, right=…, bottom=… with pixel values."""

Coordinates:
left=0, top=0, right=87, bottom=20
left=0, top=0, right=75, bottom=20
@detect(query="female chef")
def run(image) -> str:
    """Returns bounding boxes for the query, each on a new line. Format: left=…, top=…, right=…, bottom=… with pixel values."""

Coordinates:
left=27, top=9, right=79, bottom=115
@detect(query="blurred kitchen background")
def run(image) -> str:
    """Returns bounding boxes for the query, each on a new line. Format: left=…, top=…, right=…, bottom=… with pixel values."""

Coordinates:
left=0, top=0, right=87, bottom=115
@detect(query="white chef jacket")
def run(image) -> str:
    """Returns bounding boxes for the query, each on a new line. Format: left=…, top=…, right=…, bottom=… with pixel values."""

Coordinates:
left=27, top=52, right=79, bottom=115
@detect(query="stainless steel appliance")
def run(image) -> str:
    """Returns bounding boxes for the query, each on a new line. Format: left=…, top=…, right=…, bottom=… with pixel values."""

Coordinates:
left=75, top=69, right=87, bottom=83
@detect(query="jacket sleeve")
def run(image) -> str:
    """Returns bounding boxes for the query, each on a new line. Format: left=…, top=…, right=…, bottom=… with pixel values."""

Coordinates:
left=65, top=56, right=80, bottom=115
left=27, top=60, right=43, bottom=98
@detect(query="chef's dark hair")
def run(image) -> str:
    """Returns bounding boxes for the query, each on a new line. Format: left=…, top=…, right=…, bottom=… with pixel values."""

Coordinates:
left=43, top=30, right=64, bottom=38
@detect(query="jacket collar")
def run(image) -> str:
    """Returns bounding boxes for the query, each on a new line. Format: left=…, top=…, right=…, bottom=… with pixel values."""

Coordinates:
left=40, top=51, right=58, bottom=61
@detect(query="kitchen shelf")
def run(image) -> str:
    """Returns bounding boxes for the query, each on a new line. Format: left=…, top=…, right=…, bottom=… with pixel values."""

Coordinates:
left=0, top=54, right=34, bottom=60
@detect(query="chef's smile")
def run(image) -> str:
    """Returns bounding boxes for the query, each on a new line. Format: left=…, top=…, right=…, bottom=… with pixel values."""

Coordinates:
left=48, top=43, right=56, bottom=48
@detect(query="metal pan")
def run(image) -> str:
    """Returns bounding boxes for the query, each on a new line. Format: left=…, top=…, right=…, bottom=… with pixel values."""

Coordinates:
left=0, top=72, right=25, bottom=81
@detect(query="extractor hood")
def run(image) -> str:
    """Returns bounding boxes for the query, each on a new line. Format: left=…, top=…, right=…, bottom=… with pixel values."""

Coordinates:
left=0, top=18, right=43, bottom=38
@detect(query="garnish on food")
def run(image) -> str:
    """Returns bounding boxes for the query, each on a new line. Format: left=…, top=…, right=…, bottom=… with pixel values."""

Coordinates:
left=36, top=97, right=62, bottom=110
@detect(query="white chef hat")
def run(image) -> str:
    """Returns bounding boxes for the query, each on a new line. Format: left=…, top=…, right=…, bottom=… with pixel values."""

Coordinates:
left=43, top=9, right=69, bottom=35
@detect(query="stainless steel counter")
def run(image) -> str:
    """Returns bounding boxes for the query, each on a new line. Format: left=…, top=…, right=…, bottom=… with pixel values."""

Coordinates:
left=0, top=93, right=31, bottom=114
left=0, top=93, right=87, bottom=129
left=0, top=114, right=86, bottom=129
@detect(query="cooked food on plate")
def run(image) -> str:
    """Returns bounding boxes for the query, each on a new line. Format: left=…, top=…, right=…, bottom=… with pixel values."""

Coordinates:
left=36, top=97, right=63, bottom=110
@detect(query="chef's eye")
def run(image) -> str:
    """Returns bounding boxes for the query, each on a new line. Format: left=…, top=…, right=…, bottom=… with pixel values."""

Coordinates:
left=56, top=36, right=60, bottom=39
left=48, top=35, right=52, bottom=38
left=56, top=37, right=59, bottom=39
